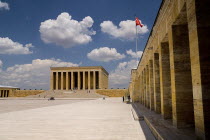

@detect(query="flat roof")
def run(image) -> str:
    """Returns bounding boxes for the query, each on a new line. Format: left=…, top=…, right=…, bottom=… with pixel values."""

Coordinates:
left=50, top=66, right=109, bottom=75
left=0, top=85, right=19, bottom=89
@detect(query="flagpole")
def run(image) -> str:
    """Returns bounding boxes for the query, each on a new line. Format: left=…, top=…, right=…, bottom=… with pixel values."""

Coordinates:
left=135, top=24, right=138, bottom=67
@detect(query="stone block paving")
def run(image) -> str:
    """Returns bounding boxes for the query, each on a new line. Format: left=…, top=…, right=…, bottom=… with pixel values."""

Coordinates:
left=0, top=98, right=155, bottom=140
left=0, top=99, right=84, bottom=114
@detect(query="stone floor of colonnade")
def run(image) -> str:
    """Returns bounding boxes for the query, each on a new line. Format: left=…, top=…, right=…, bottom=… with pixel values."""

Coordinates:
left=133, top=103, right=196, bottom=140
left=0, top=98, right=155, bottom=140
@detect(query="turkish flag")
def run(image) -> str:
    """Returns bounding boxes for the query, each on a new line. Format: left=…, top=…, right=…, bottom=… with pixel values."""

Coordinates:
left=135, top=17, right=143, bottom=27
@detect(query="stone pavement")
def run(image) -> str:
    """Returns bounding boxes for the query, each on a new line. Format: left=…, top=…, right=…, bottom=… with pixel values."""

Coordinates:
left=0, top=98, right=155, bottom=140
left=0, top=99, right=85, bottom=114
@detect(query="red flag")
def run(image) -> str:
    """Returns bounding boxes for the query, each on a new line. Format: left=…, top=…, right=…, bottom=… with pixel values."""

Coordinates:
left=135, top=17, right=143, bottom=27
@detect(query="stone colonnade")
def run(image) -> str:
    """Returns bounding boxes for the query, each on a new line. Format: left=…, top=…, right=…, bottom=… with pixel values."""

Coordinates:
left=129, top=0, right=210, bottom=139
left=0, top=90, right=9, bottom=98
left=50, top=67, right=109, bottom=90
left=51, top=71, right=99, bottom=90
left=0, top=87, right=19, bottom=98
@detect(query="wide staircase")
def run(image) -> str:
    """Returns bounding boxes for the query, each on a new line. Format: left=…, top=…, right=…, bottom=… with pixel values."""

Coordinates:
left=26, top=90, right=106, bottom=98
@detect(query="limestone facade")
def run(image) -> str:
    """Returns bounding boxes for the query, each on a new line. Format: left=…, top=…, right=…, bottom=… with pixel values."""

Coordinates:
left=50, top=66, right=108, bottom=90
left=128, top=0, right=210, bottom=139
left=95, top=89, right=127, bottom=97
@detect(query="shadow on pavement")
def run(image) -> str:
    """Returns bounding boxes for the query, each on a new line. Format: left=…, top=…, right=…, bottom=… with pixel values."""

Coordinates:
left=138, top=121, right=156, bottom=140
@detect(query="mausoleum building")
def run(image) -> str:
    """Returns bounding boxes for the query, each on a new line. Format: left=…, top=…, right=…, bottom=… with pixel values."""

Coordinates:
left=50, top=66, right=108, bottom=90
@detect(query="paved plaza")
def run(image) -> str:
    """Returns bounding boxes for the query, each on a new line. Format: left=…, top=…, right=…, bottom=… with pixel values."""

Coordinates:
left=0, top=98, right=155, bottom=140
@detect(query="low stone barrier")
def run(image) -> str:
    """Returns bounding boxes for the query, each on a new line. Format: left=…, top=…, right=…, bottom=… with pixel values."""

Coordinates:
left=95, top=89, right=128, bottom=97
left=10, top=90, right=45, bottom=97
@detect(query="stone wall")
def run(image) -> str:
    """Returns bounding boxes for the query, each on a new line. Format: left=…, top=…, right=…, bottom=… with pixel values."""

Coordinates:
left=10, top=90, right=45, bottom=97
left=96, top=89, right=127, bottom=97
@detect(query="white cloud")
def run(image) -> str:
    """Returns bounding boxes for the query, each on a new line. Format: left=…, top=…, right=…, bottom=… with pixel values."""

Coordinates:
left=0, top=60, right=2, bottom=67
left=0, top=1, right=9, bottom=10
left=0, top=60, right=2, bottom=72
left=0, top=59, right=79, bottom=89
left=109, top=59, right=138, bottom=88
left=87, top=47, right=125, bottom=62
left=0, top=37, right=33, bottom=54
left=100, top=20, right=149, bottom=40
left=126, top=49, right=143, bottom=58
left=40, top=12, right=96, bottom=48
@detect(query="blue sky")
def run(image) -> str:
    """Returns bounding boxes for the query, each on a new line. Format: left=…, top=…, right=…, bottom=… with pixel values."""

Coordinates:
left=0, top=0, right=161, bottom=89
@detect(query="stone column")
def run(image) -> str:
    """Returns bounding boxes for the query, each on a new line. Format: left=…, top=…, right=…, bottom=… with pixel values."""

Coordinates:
left=187, top=1, right=210, bottom=139
left=139, top=73, right=142, bottom=103
left=8, top=90, right=11, bottom=97
left=137, top=75, right=141, bottom=102
left=141, top=70, right=144, bottom=105
left=66, top=72, right=69, bottom=90
left=159, top=42, right=172, bottom=119
left=78, top=71, right=80, bottom=90
left=133, top=76, right=140, bottom=102
left=50, top=71, right=53, bottom=90
left=71, top=72, right=73, bottom=90
left=83, top=71, right=85, bottom=90
left=61, top=72, right=64, bottom=90
left=153, top=53, right=161, bottom=113
left=99, top=71, right=102, bottom=89
left=88, top=71, right=90, bottom=90
left=143, top=69, right=146, bottom=106
left=149, top=60, right=154, bottom=110
left=56, top=72, right=58, bottom=90
left=169, top=25, right=194, bottom=128
left=141, top=73, right=144, bottom=104
left=93, top=71, right=96, bottom=90
left=146, top=65, right=150, bottom=108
